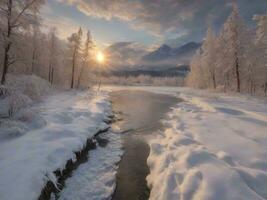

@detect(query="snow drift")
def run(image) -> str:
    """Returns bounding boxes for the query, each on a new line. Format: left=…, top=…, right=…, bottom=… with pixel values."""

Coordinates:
left=146, top=87, right=267, bottom=200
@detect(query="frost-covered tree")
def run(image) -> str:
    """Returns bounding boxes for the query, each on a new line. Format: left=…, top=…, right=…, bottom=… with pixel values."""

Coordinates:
left=30, top=10, right=42, bottom=74
left=254, top=15, right=267, bottom=94
left=186, top=50, right=206, bottom=88
left=218, top=2, right=247, bottom=92
left=188, top=3, right=250, bottom=93
left=201, top=27, right=217, bottom=89
left=77, top=30, right=94, bottom=87
left=48, top=27, right=58, bottom=85
left=0, top=0, right=44, bottom=84
left=68, top=27, right=83, bottom=89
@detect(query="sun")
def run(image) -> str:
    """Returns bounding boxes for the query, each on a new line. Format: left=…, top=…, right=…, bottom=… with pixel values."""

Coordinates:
left=96, top=51, right=105, bottom=64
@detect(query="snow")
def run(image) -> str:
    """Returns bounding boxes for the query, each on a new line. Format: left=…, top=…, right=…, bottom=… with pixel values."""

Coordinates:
left=58, top=131, right=123, bottom=200
left=1, top=84, right=267, bottom=200
left=0, top=74, right=50, bottom=118
left=104, top=86, right=267, bottom=200
left=141, top=87, right=267, bottom=200
left=0, top=90, right=112, bottom=200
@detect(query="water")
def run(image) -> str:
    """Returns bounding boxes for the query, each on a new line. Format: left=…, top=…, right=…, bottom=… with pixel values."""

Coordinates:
left=111, top=90, right=179, bottom=200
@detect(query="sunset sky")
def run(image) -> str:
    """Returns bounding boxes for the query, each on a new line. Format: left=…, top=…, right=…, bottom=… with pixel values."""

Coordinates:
left=41, top=0, right=267, bottom=49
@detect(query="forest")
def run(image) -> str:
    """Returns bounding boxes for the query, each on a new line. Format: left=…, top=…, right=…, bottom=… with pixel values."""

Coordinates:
left=187, top=4, right=267, bottom=95
left=0, top=0, right=96, bottom=89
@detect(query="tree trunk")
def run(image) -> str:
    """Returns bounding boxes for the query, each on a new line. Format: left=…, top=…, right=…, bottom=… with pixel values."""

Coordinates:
left=70, top=50, right=76, bottom=89
left=1, top=0, right=12, bottom=85
left=48, top=63, right=52, bottom=82
left=31, top=49, right=36, bottom=74
left=1, top=44, right=11, bottom=85
left=51, top=67, right=54, bottom=85
left=212, top=72, right=216, bottom=89
left=235, top=53, right=241, bottom=93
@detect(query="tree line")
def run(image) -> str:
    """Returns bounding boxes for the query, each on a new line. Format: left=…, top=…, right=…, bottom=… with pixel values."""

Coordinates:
left=0, top=0, right=95, bottom=89
left=186, top=3, right=267, bottom=95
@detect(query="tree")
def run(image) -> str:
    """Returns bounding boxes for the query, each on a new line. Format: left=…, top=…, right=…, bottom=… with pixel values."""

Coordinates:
left=201, top=27, right=217, bottom=89
left=254, top=15, right=267, bottom=95
left=77, top=30, right=94, bottom=87
left=186, top=50, right=206, bottom=88
left=30, top=10, right=42, bottom=74
left=0, top=0, right=44, bottom=85
left=68, top=27, right=83, bottom=89
left=48, top=27, right=58, bottom=85
left=218, top=2, right=247, bottom=92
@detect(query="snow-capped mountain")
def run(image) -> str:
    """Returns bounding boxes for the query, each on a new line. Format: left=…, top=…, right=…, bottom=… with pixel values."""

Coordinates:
left=142, top=42, right=201, bottom=63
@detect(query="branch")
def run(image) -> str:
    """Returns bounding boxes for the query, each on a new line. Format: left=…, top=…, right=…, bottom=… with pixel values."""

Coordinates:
left=8, top=58, right=18, bottom=66
left=11, top=22, right=23, bottom=29
left=11, top=0, right=39, bottom=26
left=7, top=57, right=26, bottom=66
left=0, top=6, right=7, bottom=13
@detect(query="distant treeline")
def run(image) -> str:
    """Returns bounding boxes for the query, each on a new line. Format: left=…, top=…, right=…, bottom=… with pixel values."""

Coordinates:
left=89, top=74, right=184, bottom=86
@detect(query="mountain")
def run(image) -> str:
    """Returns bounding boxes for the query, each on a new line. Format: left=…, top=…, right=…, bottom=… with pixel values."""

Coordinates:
left=142, top=44, right=173, bottom=61
left=142, top=42, right=201, bottom=64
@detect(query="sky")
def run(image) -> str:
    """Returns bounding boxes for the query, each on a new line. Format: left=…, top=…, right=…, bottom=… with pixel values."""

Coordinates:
left=41, top=0, right=267, bottom=50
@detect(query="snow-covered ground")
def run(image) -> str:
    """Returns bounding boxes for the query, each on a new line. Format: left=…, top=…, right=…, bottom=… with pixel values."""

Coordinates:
left=1, top=84, right=267, bottom=200
left=144, top=87, right=267, bottom=200
left=104, top=86, right=267, bottom=200
left=57, top=131, right=123, bottom=200
left=0, top=90, right=112, bottom=200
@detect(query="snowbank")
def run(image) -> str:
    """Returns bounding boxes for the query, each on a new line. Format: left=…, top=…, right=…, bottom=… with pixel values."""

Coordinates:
left=0, top=90, right=112, bottom=200
left=145, top=87, right=267, bottom=200
left=5, top=74, right=50, bottom=100
left=58, top=131, right=123, bottom=200
left=0, top=74, right=50, bottom=119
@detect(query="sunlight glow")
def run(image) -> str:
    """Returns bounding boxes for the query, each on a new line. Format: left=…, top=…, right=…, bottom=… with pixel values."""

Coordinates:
left=96, top=51, right=105, bottom=64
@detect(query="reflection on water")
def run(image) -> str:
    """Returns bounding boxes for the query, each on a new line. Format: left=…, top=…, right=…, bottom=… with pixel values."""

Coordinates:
left=111, top=90, right=179, bottom=200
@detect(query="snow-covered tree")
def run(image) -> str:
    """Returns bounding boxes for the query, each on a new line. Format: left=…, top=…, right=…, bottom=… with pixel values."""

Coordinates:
left=186, top=50, right=206, bottom=88
left=30, top=10, right=42, bottom=74
left=48, top=27, right=58, bottom=85
left=218, top=2, right=247, bottom=92
left=0, top=0, right=44, bottom=85
left=201, top=27, right=217, bottom=89
left=254, top=15, right=267, bottom=95
left=68, top=27, right=83, bottom=89
left=77, top=30, right=94, bottom=87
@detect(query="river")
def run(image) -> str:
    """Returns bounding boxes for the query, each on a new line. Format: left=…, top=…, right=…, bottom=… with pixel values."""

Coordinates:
left=111, top=90, right=179, bottom=200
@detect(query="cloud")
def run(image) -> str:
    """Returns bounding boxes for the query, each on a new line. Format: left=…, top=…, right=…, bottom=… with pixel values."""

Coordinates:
left=105, top=42, right=148, bottom=68
left=41, top=4, right=80, bottom=39
left=55, top=0, right=267, bottom=44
